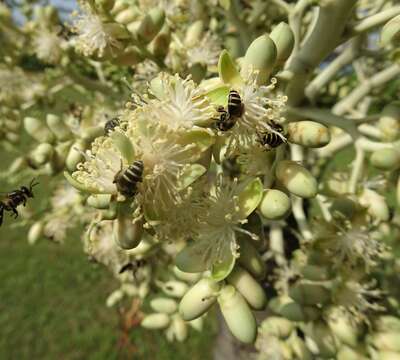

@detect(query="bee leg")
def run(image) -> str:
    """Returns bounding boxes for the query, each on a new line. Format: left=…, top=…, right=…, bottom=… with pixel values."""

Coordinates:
left=12, top=208, right=19, bottom=219
left=0, top=206, right=4, bottom=226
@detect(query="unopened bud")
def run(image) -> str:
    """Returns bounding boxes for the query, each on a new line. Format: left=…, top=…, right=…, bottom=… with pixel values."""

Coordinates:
left=137, top=8, right=165, bottom=44
left=66, top=140, right=86, bottom=172
left=287, top=121, right=331, bottom=148
left=270, top=22, right=295, bottom=64
left=28, top=221, right=44, bottom=245
left=30, top=143, right=54, bottom=166
left=359, top=188, right=390, bottom=222
left=87, top=194, right=112, bottom=209
left=237, top=238, right=266, bottom=280
left=307, top=321, right=339, bottom=358
left=381, top=14, right=400, bottom=46
left=184, top=20, right=204, bottom=47
left=46, top=114, right=72, bottom=141
left=24, top=116, right=55, bottom=143
left=260, top=316, right=294, bottom=339
left=141, top=313, right=170, bottom=329
left=171, top=314, right=188, bottom=342
left=150, top=298, right=178, bottom=314
left=378, top=103, right=400, bottom=141
left=114, top=7, right=139, bottom=25
left=161, top=280, right=188, bottom=298
left=259, top=189, right=291, bottom=220
left=370, top=148, right=400, bottom=170
left=289, top=281, right=330, bottom=306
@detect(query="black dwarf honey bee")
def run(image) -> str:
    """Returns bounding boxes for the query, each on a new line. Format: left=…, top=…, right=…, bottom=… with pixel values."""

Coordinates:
left=215, top=90, right=244, bottom=132
left=119, top=259, right=146, bottom=278
left=0, top=179, right=39, bottom=226
left=104, top=116, right=121, bottom=135
left=113, top=160, right=144, bottom=198
left=257, top=120, right=287, bottom=150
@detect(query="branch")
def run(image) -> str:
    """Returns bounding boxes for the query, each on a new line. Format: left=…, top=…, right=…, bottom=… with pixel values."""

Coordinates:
left=352, top=6, right=400, bottom=35
left=332, top=64, right=400, bottom=115
left=348, top=141, right=365, bottom=194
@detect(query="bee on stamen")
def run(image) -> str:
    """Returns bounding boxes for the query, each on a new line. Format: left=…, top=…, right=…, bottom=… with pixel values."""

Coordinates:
left=214, top=90, right=244, bottom=132
left=257, top=121, right=287, bottom=150
left=227, top=90, right=244, bottom=118
left=104, top=116, right=121, bottom=136
left=113, top=160, right=144, bottom=198
left=0, top=179, right=39, bottom=226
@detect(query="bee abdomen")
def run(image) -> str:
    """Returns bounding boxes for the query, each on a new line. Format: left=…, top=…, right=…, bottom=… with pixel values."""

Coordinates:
left=115, top=160, right=144, bottom=197
left=104, top=117, right=120, bottom=135
left=228, top=90, right=243, bottom=118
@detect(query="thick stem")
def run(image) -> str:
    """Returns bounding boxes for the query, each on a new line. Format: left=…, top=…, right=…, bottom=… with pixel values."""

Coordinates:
left=286, top=0, right=357, bottom=106
left=352, top=6, right=400, bottom=35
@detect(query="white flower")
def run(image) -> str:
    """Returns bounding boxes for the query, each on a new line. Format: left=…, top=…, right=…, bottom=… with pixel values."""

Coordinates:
left=43, top=215, right=71, bottom=243
left=33, top=30, right=62, bottom=64
left=51, top=182, right=81, bottom=208
left=186, top=32, right=220, bottom=67
left=72, top=4, right=121, bottom=57
left=148, top=73, right=215, bottom=130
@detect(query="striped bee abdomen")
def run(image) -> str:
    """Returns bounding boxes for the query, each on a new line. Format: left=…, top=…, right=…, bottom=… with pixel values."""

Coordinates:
left=215, top=106, right=237, bottom=132
left=227, top=90, right=244, bottom=118
left=114, top=160, right=144, bottom=197
left=257, top=121, right=286, bottom=150
left=104, top=117, right=120, bottom=135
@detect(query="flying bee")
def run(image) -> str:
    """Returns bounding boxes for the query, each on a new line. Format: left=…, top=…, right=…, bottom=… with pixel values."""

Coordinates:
left=0, top=179, right=39, bottom=226
left=113, top=160, right=144, bottom=198
left=227, top=90, right=244, bottom=118
left=257, top=121, right=287, bottom=150
left=104, top=116, right=121, bottom=135
left=119, top=259, right=146, bottom=278
left=215, top=106, right=237, bottom=132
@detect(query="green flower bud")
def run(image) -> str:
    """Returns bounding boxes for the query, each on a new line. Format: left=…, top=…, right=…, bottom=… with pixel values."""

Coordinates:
left=179, top=278, right=220, bottom=321
left=184, top=21, right=204, bottom=47
left=381, top=14, right=400, bottom=46
left=30, top=143, right=54, bottom=166
left=106, top=289, right=124, bottom=307
left=242, top=34, right=277, bottom=84
left=113, top=216, right=143, bottom=250
left=276, top=161, right=318, bottom=199
left=259, top=189, right=291, bottom=220
left=287, top=121, right=330, bottom=148
left=28, top=221, right=44, bottom=245
left=270, top=22, right=295, bottom=64
left=189, top=317, right=204, bottom=332
left=378, top=103, right=400, bottom=141
left=137, top=8, right=165, bottom=44
left=289, top=334, right=313, bottom=360
left=307, top=321, right=339, bottom=358
left=371, top=333, right=400, bottom=352
left=218, top=285, right=257, bottom=344
left=66, top=140, right=86, bottom=172
left=289, top=281, right=330, bottom=306
left=374, top=316, right=400, bottom=333
left=87, top=194, right=112, bottom=209
left=329, top=197, right=358, bottom=219
left=161, top=280, right=189, bottom=298
left=260, top=316, right=294, bottom=339
left=271, top=298, right=320, bottom=322
left=237, top=238, right=266, bottom=280
left=226, top=266, right=266, bottom=310
left=173, top=266, right=202, bottom=283
left=299, top=264, right=331, bottom=282
left=114, top=7, right=140, bottom=25
left=150, top=298, right=178, bottom=314
left=141, top=313, right=170, bottom=329
left=24, top=116, right=55, bottom=143
left=370, top=148, right=400, bottom=170
left=138, top=282, right=150, bottom=299
left=327, top=308, right=363, bottom=348
left=171, top=314, right=188, bottom=342
left=337, top=345, right=368, bottom=360
left=359, top=189, right=390, bottom=222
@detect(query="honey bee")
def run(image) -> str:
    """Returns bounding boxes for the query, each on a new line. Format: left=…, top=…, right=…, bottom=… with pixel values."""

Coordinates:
left=227, top=90, right=244, bottom=118
left=113, top=160, right=144, bottom=198
left=0, top=179, right=38, bottom=226
left=104, top=116, right=121, bottom=135
left=215, top=106, right=237, bottom=131
left=119, top=259, right=146, bottom=278
left=257, top=121, right=287, bottom=150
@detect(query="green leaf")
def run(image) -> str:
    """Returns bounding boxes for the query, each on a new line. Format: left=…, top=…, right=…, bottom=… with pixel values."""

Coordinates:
left=110, top=132, right=135, bottom=164
left=177, top=164, right=207, bottom=190
left=205, top=85, right=230, bottom=107
left=176, top=240, right=211, bottom=273
left=237, top=178, right=263, bottom=219
left=211, top=250, right=236, bottom=281
left=218, top=50, right=242, bottom=85
left=179, top=128, right=215, bottom=154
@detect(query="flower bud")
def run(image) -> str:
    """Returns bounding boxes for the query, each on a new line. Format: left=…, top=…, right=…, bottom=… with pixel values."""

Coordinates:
left=114, top=7, right=140, bottom=25
left=137, top=8, right=165, bottom=44
left=242, top=34, right=277, bottom=84
left=179, top=278, right=220, bottom=321
left=337, top=345, right=368, bottom=360
left=299, top=264, right=331, bottom=282
left=359, top=188, right=390, bottom=222
left=237, top=238, right=266, bottom=280
left=270, top=22, right=295, bottom=64
left=5, top=132, right=19, bottom=143
left=30, top=143, right=54, bottom=166
left=260, top=316, right=294, bottom=339
left=24, top=116, right=55, bottom=143
left=141, top=313, right=170, bottom=329
left=149, top=25, right=171, bottom=60
left=276, top=161, right=318, bottom=198
left=171, top=314, right=188, bottom=342
left=113, top=216, right=143, bottom=250
left=87, top=194, right=112, bottom=209
left=106, top=289, right=124, bottom=307
left=173, top=266, right=202, bottom=283
left=184, top=20, right=204, bottom=47
left=81, top=126, right=104, bottom=144
left=327, top=308, right=363, bottom=347
left=66, top=140, right=86, bottom=172
left=121, top=283, right=138, bottom=296
left=28, top=221, right=44, bottom=245
left=370, top=148, right=400, bottom=171
left=371, top=333, right=400, bottom=352
left=161, top=280, right=188, bottom=298
left=287, top=121, right=330, bottom=148
left=259, top=189, right=291, bottom=220
left=226, top=265, right=267, bottom=310
left=218, top=285, right=257, bottom=344
left=289, top=281, right=330, bottom=306
left=307, top=321, right=339, bottom=358
left=138, top=282, right=150, bottom=299
left=150, top=297, right=178, bottom=314
left=378, top=103, right=400, bottom=141
left=374, top=316, right=400, bottom=333
left=289, top=334, right=313, bottom=360
left=46, top=114, right=72, bottom=141
left=381, top=14, right=400, bottom=46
